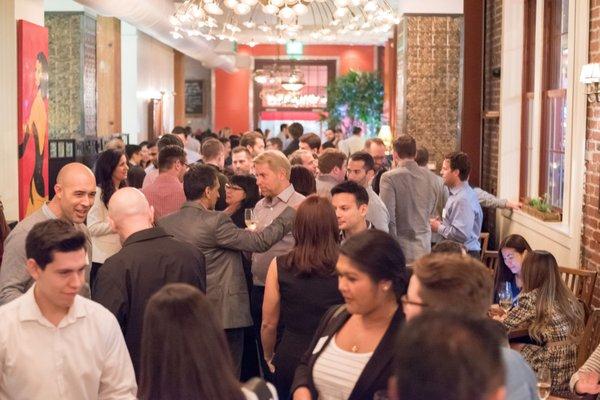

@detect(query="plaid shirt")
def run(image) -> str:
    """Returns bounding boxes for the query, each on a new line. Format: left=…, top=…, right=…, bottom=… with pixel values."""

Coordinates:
left=142, top=173, right=185, bottom=220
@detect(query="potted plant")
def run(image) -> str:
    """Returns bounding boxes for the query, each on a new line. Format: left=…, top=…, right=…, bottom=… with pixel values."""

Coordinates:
left=324, top=71, right=383, bottom=136
left=521, top=194, right=562, bottom=222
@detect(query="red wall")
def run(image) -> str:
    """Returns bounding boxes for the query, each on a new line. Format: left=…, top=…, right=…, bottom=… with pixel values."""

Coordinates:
left=213, top=44, right=376, bottom=134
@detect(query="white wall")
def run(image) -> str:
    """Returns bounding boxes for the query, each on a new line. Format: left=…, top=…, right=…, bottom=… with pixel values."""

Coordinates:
left=398, top=0, right=463, bottom=15
left=136, top=31, right=174, bottom=142
left=121, top=24, right=175, bottom=144
left=183, top=55, right=211, bottom=133
left=121, top=22, right=139, bottom=142
left=0, top=0, right=44, bottom=221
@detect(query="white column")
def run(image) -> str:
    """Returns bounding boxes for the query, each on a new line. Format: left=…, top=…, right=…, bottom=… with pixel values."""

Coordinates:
left=0, top=0, right=44, bottom=222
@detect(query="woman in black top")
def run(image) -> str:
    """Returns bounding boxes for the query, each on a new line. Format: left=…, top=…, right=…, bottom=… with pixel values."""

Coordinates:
left=262, top=195, right=343, bottom=399
left=291, top=230, right=408, bottom=400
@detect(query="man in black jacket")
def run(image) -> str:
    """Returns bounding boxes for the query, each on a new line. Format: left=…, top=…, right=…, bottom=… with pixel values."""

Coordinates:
left=92, top=187, right=206, bottom=378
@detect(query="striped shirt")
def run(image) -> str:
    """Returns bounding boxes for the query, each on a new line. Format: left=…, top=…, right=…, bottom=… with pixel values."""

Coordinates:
left=312, top=336, right=372, bottom=400
left=141, top=173, right=185, bottom=220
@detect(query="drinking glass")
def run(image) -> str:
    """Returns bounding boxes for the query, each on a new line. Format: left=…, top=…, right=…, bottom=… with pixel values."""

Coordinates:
left=373, top=390, right=389, bottom=400
left=536, top=368, right=552, bottom=400
left=498, top=282, right=513, bottom=312
left=245, top=208, right=257, bottom=230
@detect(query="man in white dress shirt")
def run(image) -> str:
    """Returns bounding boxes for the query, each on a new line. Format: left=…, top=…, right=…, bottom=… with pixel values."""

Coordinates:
left=0, top=219, right=137, bottom=400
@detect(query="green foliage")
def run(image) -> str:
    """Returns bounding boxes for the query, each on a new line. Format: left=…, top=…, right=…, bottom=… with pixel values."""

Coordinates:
left=528, top=194, right=552, bottom=213
left=325, top=71, right=384, bottom=136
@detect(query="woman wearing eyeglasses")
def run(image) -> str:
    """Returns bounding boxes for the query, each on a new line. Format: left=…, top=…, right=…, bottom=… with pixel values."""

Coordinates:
left=225, top=175, right=261, bottom=229
left=500, top=250, right=584, bottom=396
left=291, top=230, right=407, bottom=400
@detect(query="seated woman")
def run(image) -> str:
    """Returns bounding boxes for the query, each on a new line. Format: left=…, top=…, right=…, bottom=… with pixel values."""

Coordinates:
left=291, top=230, right=407, bottom=400
left=501, top=250, right=584, bottom=396
left=139, top=283, right=277, bottom=400
left=262, top=195, right=343, bottom=399
left=494, top=234, right=531, bottom=303
left=571, top=343, right=600, bottom=396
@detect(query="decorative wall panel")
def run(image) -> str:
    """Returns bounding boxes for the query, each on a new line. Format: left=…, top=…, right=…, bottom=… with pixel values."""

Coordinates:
left=396, top=15, right=463, bottom=170
left=46, top=12, right=96, bottom=140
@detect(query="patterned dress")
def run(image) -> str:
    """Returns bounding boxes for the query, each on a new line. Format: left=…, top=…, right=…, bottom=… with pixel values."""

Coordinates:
left=503, top=288, right=582, bottom=396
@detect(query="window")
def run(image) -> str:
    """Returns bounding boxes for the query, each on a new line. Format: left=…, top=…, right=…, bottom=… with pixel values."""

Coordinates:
left=520, top=0, right=537, bottom=198
left=540, top=0, right=569, bottom=209
left=519, top=0, right=569, bottom=210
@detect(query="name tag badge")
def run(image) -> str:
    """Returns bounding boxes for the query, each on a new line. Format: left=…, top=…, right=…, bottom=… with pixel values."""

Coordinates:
left=442, top=209, right=447, bottom=220
left=312, top=336, right=329, bottom=354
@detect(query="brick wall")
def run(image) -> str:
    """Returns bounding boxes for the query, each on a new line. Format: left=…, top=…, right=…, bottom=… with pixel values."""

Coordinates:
left=395, top=15, right=463, bottom=171
left=481, top=0, right=502, bottom=247
left=582, top=0, right=600, bottom=305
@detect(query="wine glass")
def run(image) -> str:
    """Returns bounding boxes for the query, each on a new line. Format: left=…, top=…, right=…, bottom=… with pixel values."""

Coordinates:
left=244, top=208, right=257, bottom=230
left=498, top=282, right=513, bottom=312
left=536, top=368, right=552, bottom=400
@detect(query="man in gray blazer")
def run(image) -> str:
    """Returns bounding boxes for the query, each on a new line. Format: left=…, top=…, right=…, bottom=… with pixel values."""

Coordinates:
left=379, top=135, right=438, bottom=263
left=158, top=164, right=295, bottom=377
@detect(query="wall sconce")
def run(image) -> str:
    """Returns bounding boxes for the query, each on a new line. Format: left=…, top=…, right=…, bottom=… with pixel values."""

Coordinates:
left=378, top=125, right=393, bottom=150
left=580, top=63, right=600, bottom=102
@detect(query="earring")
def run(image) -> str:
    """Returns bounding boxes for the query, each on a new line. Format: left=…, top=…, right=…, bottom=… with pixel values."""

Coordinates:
left=384, top=285, right=390, bottom=291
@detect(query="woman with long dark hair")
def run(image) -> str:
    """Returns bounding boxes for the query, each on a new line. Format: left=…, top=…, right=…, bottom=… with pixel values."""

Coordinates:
left=501, top=250, right=584, bottom=396
left=225, top=174, right=261, bottom=229
left=262, top=196, right=343, bottom=399
left=139, top=283, right=277, bottom=400
left=494, top=234, right=531, bottom=302
left=291, top=230, right=407, bottom=400
left=88, top=149, right=128, bottom=287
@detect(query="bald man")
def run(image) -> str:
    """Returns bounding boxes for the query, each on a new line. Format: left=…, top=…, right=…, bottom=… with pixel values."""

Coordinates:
left=92, top=187, right=206, bottom=378
left=0, top=162, right=96, bottom=305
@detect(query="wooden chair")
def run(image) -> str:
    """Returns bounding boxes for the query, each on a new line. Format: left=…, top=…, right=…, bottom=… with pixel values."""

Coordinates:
left=559, top=267, right=598, bottom=309
left=577, top=308, right=600, bottom=369
left=481, top=251, right=499, bottom=275
left=479, top=232, right=490, bottom=261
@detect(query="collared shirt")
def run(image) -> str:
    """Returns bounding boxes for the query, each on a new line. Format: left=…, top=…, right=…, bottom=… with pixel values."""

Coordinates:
left=316, top=174, right=341, bottom=199
left=365, top=186, right=390, bottom=233
left=252, top=184, right=305, bottom=285
left=142, top=168, right=158, bottom=188
left=0, top=285, right=137, bottom=400
left=0, top=204, right=91, bottom=305
left=438, top=181, right=483, bottom=251
left=339, top=221, right=374, bottom=243
left=338, top=135, right=365, bottom=157
left=92, top=226, right=206, bottom=377
left=142, top=173, right=186, bottom=220
left=185, top=148, right=201, bottom=164
left=379, top=160, right=438, bottom=263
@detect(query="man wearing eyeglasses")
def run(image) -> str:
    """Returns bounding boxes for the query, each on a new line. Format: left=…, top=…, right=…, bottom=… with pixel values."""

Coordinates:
left=400, top=253, right=538, bottom=400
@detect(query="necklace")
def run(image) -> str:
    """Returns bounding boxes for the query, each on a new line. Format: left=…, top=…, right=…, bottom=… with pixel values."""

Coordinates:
left=348, top=305, right=398, bottom=353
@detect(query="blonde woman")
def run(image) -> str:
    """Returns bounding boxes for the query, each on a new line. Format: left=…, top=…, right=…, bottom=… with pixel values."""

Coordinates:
left=501, top=250, right=584, bottom=396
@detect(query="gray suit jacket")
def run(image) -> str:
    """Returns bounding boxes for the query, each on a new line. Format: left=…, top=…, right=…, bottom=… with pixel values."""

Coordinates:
left=379, top=160, right=438, bottom=263
left=158, top=201, right=295, bottom=329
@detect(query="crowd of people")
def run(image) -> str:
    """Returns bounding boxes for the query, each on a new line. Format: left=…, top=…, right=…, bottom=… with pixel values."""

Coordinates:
left=0, top=122, right=598, bottom=400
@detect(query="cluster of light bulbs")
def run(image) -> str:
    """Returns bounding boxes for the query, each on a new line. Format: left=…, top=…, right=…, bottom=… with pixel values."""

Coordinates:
left=254, top=65, right=306, bottom=91
left=169, top=0, right=398, bottom=44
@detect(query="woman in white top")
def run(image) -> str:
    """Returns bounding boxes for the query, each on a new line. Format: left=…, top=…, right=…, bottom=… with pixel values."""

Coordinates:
left=291, top=230, right=408, bottom=400
left=88, top=149, right=128, bottom=287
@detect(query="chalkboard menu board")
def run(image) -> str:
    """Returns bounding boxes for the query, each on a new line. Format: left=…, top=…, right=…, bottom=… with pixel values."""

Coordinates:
left=185, top=80, right=204, bottom=115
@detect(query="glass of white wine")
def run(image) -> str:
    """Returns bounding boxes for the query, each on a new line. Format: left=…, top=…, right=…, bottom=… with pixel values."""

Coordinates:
left=536, top=367, right=552, bottom=400
left=245, top=208, right=257, bottom=231
left=498, top=282, right=513, bottom=313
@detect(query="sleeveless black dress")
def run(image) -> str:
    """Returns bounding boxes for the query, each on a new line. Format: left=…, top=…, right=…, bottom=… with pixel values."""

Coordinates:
left=273, top=255, right=343, bottom=400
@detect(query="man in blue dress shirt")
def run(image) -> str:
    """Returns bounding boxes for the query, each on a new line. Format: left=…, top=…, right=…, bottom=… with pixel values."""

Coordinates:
left=430, top=151, right=483, bottom=258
